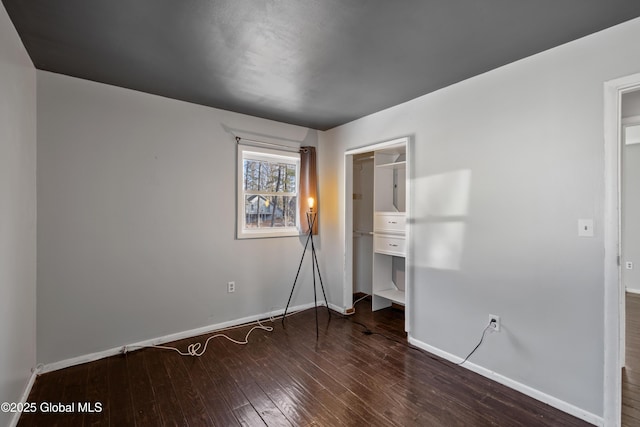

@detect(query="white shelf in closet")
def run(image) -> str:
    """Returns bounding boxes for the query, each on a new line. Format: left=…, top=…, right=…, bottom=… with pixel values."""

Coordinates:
left=373, top=289, right=405, bottom=305
left=372, top=140, right=407, bottom=312
left=375, top=160, right=406, bottom=170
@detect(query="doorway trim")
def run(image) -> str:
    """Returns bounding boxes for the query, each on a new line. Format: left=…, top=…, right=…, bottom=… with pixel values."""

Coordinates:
left=343, top=137, right=411, bottom=328
left=603, top=72, right=640, bottom=426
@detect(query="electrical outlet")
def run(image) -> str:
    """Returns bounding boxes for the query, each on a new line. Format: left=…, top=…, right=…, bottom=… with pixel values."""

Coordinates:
left=626, top=261, right=634, bottom=270
left=227, top=281, right=235, bottom=293
left=489, top=314, right=500, bottom=332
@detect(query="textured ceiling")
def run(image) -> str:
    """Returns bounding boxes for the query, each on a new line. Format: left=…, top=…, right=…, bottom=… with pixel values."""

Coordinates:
left=4, top=0, right=640, bottom=130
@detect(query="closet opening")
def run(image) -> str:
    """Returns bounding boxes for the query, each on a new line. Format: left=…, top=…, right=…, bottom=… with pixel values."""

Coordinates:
left=344, top=137, right=410, bottom=331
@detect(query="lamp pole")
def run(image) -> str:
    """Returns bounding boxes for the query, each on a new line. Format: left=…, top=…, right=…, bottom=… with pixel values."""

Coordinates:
left=282, top=197, right=331, bottom=337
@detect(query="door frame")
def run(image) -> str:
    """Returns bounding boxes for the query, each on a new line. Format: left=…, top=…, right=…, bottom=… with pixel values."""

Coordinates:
left=603, top=72, right=640, bottom=426
left=343, top=137, right=411, bottom=330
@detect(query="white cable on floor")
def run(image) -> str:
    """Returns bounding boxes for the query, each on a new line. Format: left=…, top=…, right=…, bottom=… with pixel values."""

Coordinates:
left=149, top=319, right=273, bottom=356
left=343, top=293, right=371, bottom=316
left=353, top=293, right=370, bottom=306
left=124, top=309, right=306, bottom=357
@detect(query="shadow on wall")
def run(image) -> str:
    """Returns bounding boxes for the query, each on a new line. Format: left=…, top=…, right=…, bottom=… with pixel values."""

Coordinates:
left=413, top=169, right=472, bottom=271
left=220, top=123, right=318, bottom=147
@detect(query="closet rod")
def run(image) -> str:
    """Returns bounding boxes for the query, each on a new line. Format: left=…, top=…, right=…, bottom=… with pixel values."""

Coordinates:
left=354, top=155, right=374, bottom=162
left=235, top=136, right=301, bottom=153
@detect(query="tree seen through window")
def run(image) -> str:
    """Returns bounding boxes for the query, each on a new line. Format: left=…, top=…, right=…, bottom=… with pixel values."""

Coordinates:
left=243, top=158, right=297, bottom=229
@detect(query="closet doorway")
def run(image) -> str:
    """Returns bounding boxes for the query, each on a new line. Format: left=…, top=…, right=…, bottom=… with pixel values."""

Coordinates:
left=344, top=137, right=410, bottom=331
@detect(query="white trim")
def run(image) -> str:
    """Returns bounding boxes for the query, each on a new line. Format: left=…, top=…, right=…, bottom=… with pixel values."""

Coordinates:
left=404, top=138, right=412, bottom=333
left=603, top=78, right=623, bottom=427
left=626, top=288, right=640, bottom=295
left=327, top=302, right=347, bottom=314
left=603, top=72, right=640, bottom=427
left=39, top=301, right=326, bottom=374
left=344, top=137, right=410, bottom=157
left=344, top=153, right=354, bottom=310
left=407, top=335, right=604, bottom=426
left=9, top=368, right=40, bottom=427
left=236, top=144, right=301, bottom=239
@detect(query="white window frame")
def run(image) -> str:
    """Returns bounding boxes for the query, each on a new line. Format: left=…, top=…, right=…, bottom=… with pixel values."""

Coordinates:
left=237, top=144, right=300, bottom=239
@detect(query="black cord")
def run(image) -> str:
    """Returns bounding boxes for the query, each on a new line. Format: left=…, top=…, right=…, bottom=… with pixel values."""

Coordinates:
left=339, top=316, right=450, bottom=365
left=456, top=322, right=492, bottom=366
left=340, top=315, right=495, bottom=369
left=349, top=320, right=374, bottom=334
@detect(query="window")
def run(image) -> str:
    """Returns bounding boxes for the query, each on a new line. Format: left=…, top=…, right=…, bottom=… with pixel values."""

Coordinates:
left=237, top=144, right=300, bottom=239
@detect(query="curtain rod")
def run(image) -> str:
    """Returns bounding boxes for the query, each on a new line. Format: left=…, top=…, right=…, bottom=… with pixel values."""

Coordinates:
left=235, top=136, right=301, bottom=153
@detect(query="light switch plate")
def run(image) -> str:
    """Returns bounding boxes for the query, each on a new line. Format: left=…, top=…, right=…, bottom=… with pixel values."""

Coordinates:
left=578, top=219, right=594, bottom=237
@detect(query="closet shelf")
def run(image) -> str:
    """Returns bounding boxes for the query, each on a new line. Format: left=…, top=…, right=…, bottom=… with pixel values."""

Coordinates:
left=374, top=289, right=405, bottom=305
left=376, top=160, right=406, bottom=170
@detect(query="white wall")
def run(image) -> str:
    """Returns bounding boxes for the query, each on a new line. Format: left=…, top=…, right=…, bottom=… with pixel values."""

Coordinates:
left=320, top=17, right=640, bottom=420
left=37, top=71, right=322, bottom=364
left=0, top=3, right=37, bottom=426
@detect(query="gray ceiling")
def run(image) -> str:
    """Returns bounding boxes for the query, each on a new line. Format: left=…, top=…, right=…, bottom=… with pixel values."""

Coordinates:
left=5, top=0, right=640, bottom=130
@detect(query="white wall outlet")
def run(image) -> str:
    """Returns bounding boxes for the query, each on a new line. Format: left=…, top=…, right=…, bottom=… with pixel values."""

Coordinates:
left=626, top=261, right=634, bottom=270
left=227, top=281, right=235, bottom=293
left=489, top=314, right=500, bottom=332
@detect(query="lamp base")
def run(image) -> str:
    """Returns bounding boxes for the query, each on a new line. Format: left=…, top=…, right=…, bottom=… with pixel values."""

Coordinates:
left=282, top=211, right=330, bottom=338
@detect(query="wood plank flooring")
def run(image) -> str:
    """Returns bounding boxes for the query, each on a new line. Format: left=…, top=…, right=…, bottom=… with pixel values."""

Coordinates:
left=18, top=300, right=589, bottom=426
left=623, top=292, right=640, bottom=426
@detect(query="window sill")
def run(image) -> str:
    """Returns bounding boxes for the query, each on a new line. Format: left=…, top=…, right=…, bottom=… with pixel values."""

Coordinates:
left=236, top=228, right=300, bottom=239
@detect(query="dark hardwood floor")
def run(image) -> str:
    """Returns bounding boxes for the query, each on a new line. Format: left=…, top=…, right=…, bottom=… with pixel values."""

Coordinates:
left=623, top=292, right=640, bottom=426
left=19, top=299, right=589, bottom=426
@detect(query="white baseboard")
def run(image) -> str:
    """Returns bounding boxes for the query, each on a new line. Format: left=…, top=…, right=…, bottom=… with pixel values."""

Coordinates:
left=626, top=287, right=640, bottom=295
left=407, top=335, right=603, bottom=427
left=9, top=367, right=40, bottom=427
left=327, top=301, right=346, bottom=314
left=41, top=301, right=335, bottom=374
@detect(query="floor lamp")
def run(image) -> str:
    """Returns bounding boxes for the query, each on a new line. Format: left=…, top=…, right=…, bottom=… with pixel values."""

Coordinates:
left=282, top=197, right=331, bottom=337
